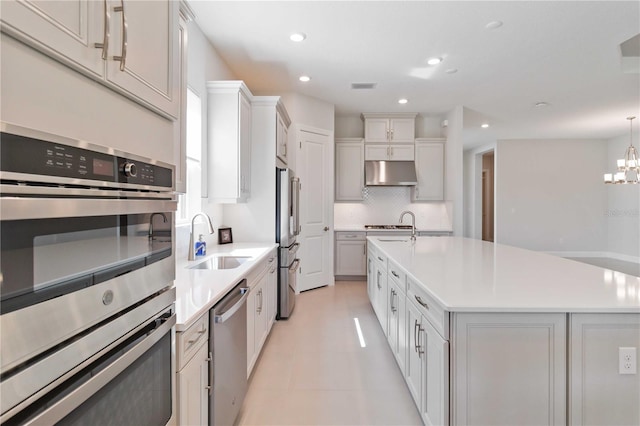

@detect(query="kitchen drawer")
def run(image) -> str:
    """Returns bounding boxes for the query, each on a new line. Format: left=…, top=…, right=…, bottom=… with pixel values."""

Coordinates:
left=246, top=250, right=276, bottom=288
left=373, top=250, right=387, bottom=272
left=407, top=277, right=449, bottom=340
left=336, top=231, right=366, bottom=241
left=177, top=312, right=209, bottom=370
left=387, top=259, right=406, bottom=294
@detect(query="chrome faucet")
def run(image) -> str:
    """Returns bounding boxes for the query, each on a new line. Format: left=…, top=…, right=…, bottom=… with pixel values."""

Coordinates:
left=188, top=212, right=215, bottom=261
left=148, top=212, right=168, bottom=240
left=399, top=210, right=417, bottom=241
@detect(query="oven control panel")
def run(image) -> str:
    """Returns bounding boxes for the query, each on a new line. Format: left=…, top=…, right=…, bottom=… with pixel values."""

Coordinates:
left=0, top=130, right=172, bottom=189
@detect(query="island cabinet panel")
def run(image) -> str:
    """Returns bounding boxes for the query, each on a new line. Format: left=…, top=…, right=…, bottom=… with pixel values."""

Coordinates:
left=452, top=313, right=567, bottom=426
left=569, top=313, right=640, bottom=426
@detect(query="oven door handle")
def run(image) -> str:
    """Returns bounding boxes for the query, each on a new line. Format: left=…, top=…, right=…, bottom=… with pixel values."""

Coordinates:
left=21, top=312, right=176, bottom=426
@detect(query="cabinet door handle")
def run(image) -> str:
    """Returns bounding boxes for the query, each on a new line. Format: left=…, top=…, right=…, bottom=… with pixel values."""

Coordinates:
left=363, top=244, right=366, bottom=255
left=207, top=351, right=213, bottom=396
left=414, top=295, right=430, bottom=310
left=368, top=258, right=372, bottom=274
left=94, top=0, right=110, bottom=60
left=389, top=289, right=394, bottom=312
left=417, top=324, right=425, bottom=357
left=391, top=147, right=394, bottom=157
left=377, top=271, right=382, bottom=289
left=414, top=319, right=419, bottom=353
left=390, top=129, right=394, bottom=141
left=112, top=0, right=128, bottom=71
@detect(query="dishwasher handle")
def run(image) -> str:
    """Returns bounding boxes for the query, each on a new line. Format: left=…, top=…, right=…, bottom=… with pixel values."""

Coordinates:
left=214, top=281, right=249, bottom=324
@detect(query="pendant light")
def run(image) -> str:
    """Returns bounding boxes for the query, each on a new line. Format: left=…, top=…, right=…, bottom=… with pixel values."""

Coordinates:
left=604, top=116, right=639, bottom=184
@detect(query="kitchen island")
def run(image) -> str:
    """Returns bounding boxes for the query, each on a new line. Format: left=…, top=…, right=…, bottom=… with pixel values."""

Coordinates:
left=366, top=236, right=640, bottom=426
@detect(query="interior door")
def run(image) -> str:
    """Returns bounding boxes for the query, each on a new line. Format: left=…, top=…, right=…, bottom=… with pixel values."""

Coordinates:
left=296, top=127, right=334, bottom=292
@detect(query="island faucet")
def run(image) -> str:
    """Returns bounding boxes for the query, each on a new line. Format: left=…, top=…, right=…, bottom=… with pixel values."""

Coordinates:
left=188, top=212, right=215, bottom=261
left=148, top=212, right=168, bottom=240
left=399, top=210, right=417, bottom=241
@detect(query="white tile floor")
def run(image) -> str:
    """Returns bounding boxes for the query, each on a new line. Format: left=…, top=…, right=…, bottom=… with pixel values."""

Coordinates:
left=237, top=281, right=422, bottom=426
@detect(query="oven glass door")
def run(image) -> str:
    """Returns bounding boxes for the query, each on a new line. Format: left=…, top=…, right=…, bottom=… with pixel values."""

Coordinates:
left=0, top=211, right=173, bottom=314
left=3, top=309, right=175, bottom=426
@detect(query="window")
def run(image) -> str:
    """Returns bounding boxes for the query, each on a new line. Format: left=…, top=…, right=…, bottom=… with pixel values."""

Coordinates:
left=177, top=88, right=202, bottom=222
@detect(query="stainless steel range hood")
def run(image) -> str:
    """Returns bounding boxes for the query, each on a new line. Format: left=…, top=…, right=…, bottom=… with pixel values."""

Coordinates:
left=365, top=160, right=418, bottom=186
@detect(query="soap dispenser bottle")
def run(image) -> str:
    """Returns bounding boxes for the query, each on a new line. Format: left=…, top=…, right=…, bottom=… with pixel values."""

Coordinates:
left=195, top=234, right=206, bottom=256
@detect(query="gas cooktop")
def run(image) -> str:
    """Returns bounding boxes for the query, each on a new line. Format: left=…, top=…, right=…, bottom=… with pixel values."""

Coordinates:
left=364, top=225, right=414, bottom=230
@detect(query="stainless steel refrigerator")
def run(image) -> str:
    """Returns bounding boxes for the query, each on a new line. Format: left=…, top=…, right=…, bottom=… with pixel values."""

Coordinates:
left=276, top=168, right=300, bottom=319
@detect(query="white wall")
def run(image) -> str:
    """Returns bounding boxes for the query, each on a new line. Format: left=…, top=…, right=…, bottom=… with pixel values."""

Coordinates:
left=279, top=92, right=335, bottom=132
left=605, top=133, right=640, bottom=259
left=443, top=106, right=465, bottom=235
left=182, top=21, right=237, bottom=245
left=334, top=187, right=452, bottom=231
left=0, top=34, right=173, bottom=162
left=495, top=139, right=608, bottom=252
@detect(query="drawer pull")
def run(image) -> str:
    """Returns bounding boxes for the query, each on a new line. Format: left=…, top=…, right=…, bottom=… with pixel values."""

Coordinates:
left=414, top=295, right=429, bottom=310
left=377, top=256, right=384, bottom=262
left=198, top=329, right=207, bottom=335
left=391, top=270, right=400, bottom=278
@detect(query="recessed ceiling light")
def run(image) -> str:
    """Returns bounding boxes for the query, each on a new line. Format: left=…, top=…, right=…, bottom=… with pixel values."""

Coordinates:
left=290, top=33, right=306, bottom=42
left=485, top=21, right=503, bottom=30
left=398, top=98, right=408, bottom=104
left=481, top=123, right=490, bottom=128
left=299, top=75, right=311, bottom=82
left=445, top=68, right=458, bottom=74
left=427, top=57, right=442, bottom=66
left=534, top=101, right=550, bottom=107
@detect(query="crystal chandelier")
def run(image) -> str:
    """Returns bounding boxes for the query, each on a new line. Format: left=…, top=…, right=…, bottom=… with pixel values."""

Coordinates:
left=604, top=116, right=639, bottom=184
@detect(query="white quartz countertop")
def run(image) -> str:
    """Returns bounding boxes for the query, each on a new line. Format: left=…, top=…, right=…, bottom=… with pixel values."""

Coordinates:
left=334, top=226, right=453, bottom=233
left=174, top=242, right=278, bottom=331
left=368, top=237, right=640, bottom=313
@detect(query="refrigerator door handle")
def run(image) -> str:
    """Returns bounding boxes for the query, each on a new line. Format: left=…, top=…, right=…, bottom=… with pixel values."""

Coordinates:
left=291, top=177, right=301, bottom=236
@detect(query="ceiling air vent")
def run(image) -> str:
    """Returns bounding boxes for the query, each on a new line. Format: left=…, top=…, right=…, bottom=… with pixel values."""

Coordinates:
left=351, top=83, right=377, bottom=90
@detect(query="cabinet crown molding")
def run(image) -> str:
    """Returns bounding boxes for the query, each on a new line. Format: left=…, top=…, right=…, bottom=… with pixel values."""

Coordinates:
left=206, top=80, right=253, bottom=99
left=361, top=112, right=418, bottom=120
left=252, top=96, right=291, bottom=127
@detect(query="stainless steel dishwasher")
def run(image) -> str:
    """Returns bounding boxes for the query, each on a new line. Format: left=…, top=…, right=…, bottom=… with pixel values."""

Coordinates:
left=210, top=279, right=249, bottom=426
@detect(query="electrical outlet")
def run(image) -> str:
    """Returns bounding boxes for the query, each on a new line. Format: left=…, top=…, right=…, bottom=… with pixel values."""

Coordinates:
left=619, top=347, right=637, bottom=375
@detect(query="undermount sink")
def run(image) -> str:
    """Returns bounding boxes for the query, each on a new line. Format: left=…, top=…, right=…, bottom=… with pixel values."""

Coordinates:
left=189, top=256, right=251, bottom=270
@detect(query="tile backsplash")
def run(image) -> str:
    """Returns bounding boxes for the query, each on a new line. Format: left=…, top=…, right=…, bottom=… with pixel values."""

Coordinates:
left=334, top=186, right=452, bottom=230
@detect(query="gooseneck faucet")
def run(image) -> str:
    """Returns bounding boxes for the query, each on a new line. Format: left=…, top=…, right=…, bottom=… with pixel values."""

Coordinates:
left=148, top=212, right=168, bottom=240
left=399, top=210, right=417, bottom=241
left=188, top=212, right=215, bottom=261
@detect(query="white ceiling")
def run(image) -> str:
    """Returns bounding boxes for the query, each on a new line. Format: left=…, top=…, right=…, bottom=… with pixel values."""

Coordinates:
left=189, top=1, right=640, bottom=147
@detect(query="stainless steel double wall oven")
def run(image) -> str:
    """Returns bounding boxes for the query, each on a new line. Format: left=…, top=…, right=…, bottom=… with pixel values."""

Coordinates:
left=0, top=123, right=177, bottom=425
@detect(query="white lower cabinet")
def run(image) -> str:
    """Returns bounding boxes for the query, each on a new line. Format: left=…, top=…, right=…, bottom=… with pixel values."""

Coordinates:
left=387, top=277, right=406, bottom=375
left=247, top=250, right=278, bottom=376
left=176, top=313, right=210, bottom=426
left=452, top=313, right=566, bottom=425
left=266, top=255, right=277, bottom=331
left=372, top=253, right=388, bottom=334
left=335, top=232, right=367, bottom=277
left=247, top=268, right=268, bottom=376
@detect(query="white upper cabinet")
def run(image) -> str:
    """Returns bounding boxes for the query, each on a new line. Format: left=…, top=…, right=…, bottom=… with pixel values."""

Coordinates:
left=276, top=111, right=290, bottom=167
left=362, top=113, right=417, bottom=144
left=412, top=139, right=445, bottom=201
left=335, top=138, right=364, bottom=201
left=364, top=144, right=414, bottom=161
left=0, top=0, right=179, bottom=120
left=207, top=81, right=252, bottom=203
